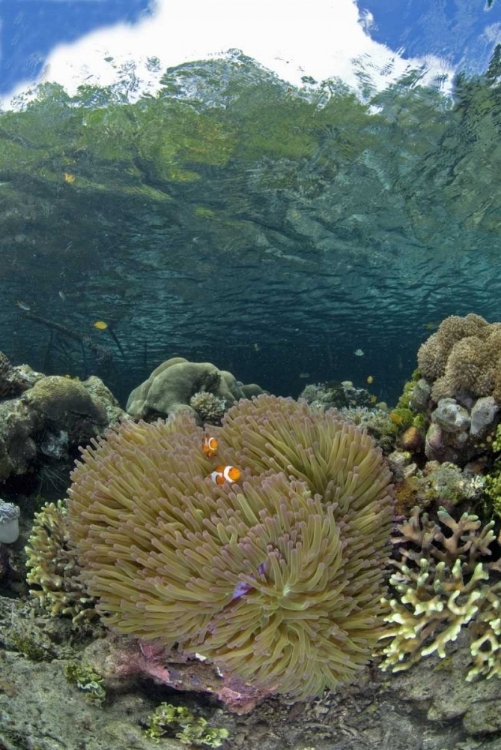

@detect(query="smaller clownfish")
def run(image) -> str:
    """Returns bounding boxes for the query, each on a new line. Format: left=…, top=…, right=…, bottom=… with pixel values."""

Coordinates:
left=202, top=434, right=218, bottom=458
left=211, top=465, right=241, bottom=485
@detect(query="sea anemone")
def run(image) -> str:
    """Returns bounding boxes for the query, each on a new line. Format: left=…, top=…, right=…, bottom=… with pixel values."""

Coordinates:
left=67, top=395, right=393, bottom=699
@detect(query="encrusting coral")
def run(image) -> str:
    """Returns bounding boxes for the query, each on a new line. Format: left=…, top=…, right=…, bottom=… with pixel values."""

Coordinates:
left=379, top=505, right=501, bottom=680
left=67, top=394, right=393, bottom=700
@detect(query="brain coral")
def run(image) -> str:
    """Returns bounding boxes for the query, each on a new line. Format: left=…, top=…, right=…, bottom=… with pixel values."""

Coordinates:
left=417, top=314, right=501, bottom=402
left=67, top=395, right=393, bottom=699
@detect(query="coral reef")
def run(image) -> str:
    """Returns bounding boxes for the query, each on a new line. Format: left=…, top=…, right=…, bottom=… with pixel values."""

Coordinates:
left=67, top=395, right=393, bottom=702
left=379, top=505, right=501, bottom=680
left=400, top=314, right=501, bottom=465
left=388, top=453, right=486, bottom=515
left=25, top=501, right=96, bottom=621
left=337, top=405, right=399, bottom=453
left=0, top=351, right=36, bottom=398
left=300, top=380, right=377, bottom=411
left=0, top=370, right=125, bottom=484
left=126, top=356, right=264, bottom=422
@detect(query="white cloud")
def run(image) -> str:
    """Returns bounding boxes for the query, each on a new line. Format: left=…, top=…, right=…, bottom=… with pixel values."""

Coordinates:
left=3, top=0, right=454, bottom=107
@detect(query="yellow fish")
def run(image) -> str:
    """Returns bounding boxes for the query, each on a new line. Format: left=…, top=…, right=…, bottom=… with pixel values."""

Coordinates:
left=366, top=375, right=374, bottom=384
left=64, top=172, right=76, bottom=184
left=93, top=320, right=108, bottom=330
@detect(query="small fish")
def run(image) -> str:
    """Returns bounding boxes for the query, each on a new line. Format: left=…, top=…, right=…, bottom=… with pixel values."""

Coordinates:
left=202, top=434, right=218, bottom=458
left=252, top=343, right=261, bottom=352
left=211, top=465, right=241, bottom=485
left=370, top=395, right=378, bottom=404
left=424, top=321, right=440, bottom=331
left=299, top=372, right=310, bottom=379
left=390, top=411, right=403, bottom=425
left=354, top=348, right=364, bottom=357
left=64, top=172, right=76, bottom=184
left=16, top=301, right=30, bottom=311
left=93, top=320, right=126, bottom=358
left=58, top=290, right=66, bottom=301
left=366, top=375, right=374, bottom=384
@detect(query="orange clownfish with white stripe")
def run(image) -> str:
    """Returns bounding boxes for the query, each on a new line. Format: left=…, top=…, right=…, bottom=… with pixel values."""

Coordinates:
left=211, top=465, right=241, bottom=485
left=202, top=434, right=218, bottom=458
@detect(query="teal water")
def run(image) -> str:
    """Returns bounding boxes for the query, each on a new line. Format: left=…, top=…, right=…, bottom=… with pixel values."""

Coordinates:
left=1, top=50, right=501, bottom=404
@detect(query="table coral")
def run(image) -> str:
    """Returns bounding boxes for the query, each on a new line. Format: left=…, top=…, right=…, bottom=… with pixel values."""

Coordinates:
left=67, top=395, right=393, bottom=700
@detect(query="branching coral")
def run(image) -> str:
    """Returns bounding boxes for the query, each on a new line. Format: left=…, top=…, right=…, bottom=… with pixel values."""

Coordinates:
left=379, top=506, right=501, bottom=679
left=67, top=395, right=393, bottom=699
left=25, top=500, right=96, bottom=621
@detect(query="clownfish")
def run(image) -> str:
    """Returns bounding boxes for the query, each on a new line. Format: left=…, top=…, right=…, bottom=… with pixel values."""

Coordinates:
left=211, top=465, right=241, bottom=485
left=202, top=434, right=218, bottom=458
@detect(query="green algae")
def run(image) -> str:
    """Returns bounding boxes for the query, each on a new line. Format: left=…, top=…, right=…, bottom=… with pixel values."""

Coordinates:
left=63, top=661, right=106, bottom=705
left=145, top=703, right=229, bottom=746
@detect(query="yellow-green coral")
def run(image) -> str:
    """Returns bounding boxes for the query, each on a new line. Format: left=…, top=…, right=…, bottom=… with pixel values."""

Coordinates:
left=145, top=703, right=229, bottom=746
left=25, top=500, right=96, bottom=621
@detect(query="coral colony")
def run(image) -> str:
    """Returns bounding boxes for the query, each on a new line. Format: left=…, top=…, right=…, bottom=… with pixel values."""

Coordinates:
left=13, top=315, right=501, bottom=742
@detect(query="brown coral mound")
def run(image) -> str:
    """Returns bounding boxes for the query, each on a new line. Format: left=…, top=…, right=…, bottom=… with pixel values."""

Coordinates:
left=417, top=314, right=488, bottom=382
left=67, top=395, right=393, bottom=699
left=417, top=314, right=501, bottom=402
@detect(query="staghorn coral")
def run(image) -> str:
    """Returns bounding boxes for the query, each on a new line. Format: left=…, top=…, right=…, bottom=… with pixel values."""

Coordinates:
left=379, top=506, right=501, bottom=678
left=25, top=500, right=96, bottom=621
left=67, top=395, right=393, bottom=700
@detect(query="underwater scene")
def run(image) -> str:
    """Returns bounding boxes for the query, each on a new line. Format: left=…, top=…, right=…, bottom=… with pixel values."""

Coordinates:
left=3, top=1, right=501, bottom=749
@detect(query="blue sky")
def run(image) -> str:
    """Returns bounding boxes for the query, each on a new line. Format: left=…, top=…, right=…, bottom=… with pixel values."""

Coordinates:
left=360, top=0, right=500, bottom=74
left=0, top=0, right=152, bottom=94
left=0, top=0, right=499, bottom=99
